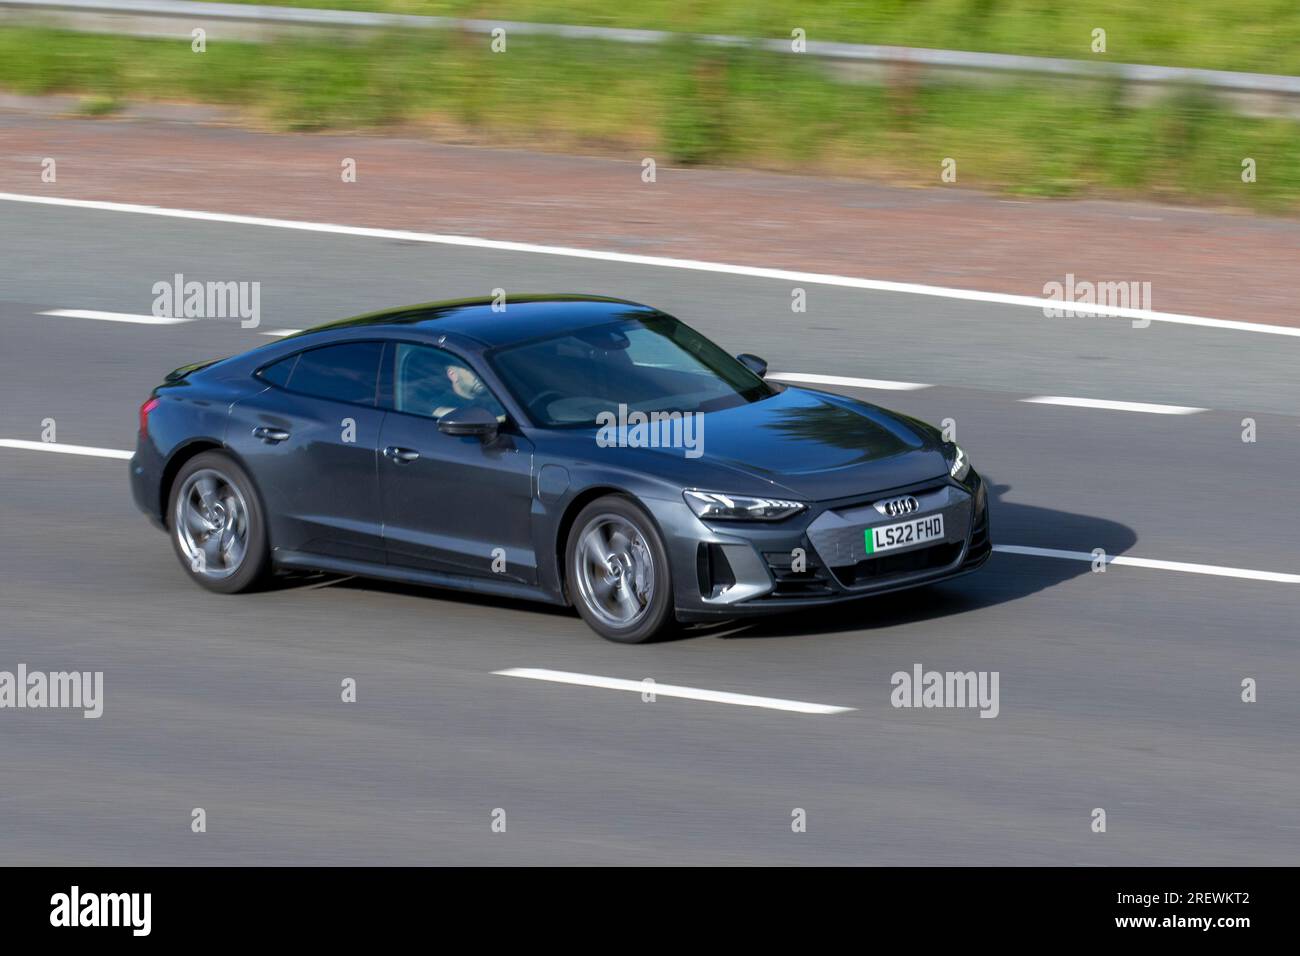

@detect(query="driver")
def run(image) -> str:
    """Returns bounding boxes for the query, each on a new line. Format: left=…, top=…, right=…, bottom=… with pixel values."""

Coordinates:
left=434, top=364, right=491, bottom=419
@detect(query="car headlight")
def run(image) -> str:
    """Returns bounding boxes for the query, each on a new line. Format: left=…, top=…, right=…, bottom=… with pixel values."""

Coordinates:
left=945, top=443, right=971, bottom=482
left=683, top=490, right=806, bottom=521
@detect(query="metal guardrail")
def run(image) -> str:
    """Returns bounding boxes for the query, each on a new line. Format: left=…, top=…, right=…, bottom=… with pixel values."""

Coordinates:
left=3, top=0, right=1299, bottom=98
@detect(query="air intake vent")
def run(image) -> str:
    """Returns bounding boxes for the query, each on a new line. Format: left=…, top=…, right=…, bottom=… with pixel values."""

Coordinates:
left=696, top=543, right=737, bottom=599
left=762, top=551, right=836, bottom=598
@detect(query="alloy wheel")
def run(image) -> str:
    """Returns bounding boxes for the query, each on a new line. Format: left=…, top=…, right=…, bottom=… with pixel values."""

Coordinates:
left=173, top=468, right=250, bottom=579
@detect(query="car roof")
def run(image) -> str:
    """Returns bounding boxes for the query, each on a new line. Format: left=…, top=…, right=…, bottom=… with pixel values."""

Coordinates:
left=291, top=294, right=665, bottom=349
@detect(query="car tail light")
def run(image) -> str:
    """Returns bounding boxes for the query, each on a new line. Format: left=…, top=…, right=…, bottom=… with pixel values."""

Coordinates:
left=138, top=397, right=160, bottom=436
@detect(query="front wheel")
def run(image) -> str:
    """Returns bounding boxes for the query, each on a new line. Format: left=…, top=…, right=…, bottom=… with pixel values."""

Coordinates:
left=566, top=496, right=675, bottom=644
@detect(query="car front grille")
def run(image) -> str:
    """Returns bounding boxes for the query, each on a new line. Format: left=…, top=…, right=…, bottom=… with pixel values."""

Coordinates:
left=828, top=541, right=964, bottom=588
left=827, top=482, right=950, bottom=519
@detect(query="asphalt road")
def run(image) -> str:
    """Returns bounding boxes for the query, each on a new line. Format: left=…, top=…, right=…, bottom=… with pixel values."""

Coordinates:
left=1, top=199, right=1297, bottom=865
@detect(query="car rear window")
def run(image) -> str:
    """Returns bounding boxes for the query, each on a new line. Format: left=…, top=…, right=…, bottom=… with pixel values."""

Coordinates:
left=264, top=342, right=383, bottom=406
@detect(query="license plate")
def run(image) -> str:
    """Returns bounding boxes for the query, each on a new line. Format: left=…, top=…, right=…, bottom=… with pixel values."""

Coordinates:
left=865, top=513, right=944, bottom=555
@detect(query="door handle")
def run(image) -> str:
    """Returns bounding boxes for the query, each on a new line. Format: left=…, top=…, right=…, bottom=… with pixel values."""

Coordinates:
left=253, top=426, right=291, bottom=444
left=384, top=446, right=420, bottom=463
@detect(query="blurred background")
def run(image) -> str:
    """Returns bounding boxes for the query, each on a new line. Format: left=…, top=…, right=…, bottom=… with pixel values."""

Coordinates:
left=1, top=0, right=1297, bottom=210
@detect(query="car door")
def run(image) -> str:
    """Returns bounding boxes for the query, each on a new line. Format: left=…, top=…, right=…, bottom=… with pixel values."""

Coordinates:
left=377, top=341, right=537, bottom=584
left=227, top=340, right=387, bottom=564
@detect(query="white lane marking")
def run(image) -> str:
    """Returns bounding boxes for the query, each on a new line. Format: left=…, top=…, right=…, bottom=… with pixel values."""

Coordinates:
left=1021, top=395, right=1206, bottom=415
left=0, top=439, right=132, bottom=460
left=769, top=371, right=930, bottom=391
left=793, top=376, right=1209, bottom=414
left=493, top=667, right=854, bottom=715
left=260, top=328, right=302, bottom=337
left=993, top=545, right=1300, bottom=584
left=3, top=192, right=1295, bottom=338
left=40, top=308, right=190, bottom=326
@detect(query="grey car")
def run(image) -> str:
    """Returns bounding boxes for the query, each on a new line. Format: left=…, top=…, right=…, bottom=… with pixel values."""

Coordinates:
left=130, top=295, right=990, bottom=642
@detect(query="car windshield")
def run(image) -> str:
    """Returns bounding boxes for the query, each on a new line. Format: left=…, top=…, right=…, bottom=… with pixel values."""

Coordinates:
left=489, top=313, right=776, bottom=427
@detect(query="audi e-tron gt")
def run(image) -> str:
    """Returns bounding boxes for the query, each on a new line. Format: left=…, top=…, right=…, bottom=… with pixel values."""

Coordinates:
left=131, top=295, right=990, bottom=642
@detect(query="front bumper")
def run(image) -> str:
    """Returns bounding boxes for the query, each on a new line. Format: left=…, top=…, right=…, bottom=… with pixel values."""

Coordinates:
left=661, top=470, right=991, bottom=621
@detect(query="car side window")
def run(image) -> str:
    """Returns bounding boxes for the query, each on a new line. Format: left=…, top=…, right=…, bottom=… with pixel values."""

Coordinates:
left=387, top=343, right=506, bottom=421
left=258, top=353, right=297, bottom=387
left=268, top=342, right=383, bottom=406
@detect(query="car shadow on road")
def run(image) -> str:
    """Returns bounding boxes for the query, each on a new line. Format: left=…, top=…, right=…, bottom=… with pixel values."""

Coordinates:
left=284, top=476, right=1136, bottom=642
left=694, top=478, right=1138, bottom=641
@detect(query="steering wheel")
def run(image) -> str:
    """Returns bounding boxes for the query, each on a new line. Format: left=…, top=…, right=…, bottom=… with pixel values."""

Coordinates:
left=526, top=389, right=565, bottom=418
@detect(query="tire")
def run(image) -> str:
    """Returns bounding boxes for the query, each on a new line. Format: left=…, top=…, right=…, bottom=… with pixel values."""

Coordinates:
left=166, top=451, right=270, bottom=594
left=565, top=495, right=675, bottom=644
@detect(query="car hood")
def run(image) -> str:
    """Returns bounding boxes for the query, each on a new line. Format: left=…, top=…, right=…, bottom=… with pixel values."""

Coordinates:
left=543, top=386, right=951, bottom=502
left=692, top=386, right=949, bottom=500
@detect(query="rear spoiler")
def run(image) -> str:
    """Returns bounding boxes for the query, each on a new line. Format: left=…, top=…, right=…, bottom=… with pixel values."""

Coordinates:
left=164, top=358, right=224, bottom=382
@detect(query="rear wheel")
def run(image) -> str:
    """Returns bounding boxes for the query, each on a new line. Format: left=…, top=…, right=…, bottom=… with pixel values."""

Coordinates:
left=566, top=496, right=674, bottom=644
left=167, top=451, right=269, bottom=594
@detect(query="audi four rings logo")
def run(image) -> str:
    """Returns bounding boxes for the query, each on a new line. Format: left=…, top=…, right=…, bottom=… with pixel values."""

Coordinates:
left=877, top=495, right=920, bottom=517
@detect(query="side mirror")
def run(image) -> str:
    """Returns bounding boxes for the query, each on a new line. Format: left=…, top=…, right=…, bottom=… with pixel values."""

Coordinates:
left=736, top=353, right=768, bottom=378
left=438, top=405, right=499, bottom=441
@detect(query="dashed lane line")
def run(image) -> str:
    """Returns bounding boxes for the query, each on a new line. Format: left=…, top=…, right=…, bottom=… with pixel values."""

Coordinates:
left=493, top=668, right=855, bottom=715
left=40, top=308, right=189, bottom=326
left=1021, top=395, right=1206, bottom=415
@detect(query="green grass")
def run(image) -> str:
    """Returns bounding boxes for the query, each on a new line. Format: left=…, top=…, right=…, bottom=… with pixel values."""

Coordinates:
left=1, top=26, right=1296, bottom=212
left=75, top=93, right=124, bottom=116
left=218, top=0, right=1300, bottom=75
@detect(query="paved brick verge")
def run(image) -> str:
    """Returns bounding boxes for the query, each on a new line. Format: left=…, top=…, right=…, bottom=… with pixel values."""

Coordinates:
left=2, top=109, right=1297, bottom=327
